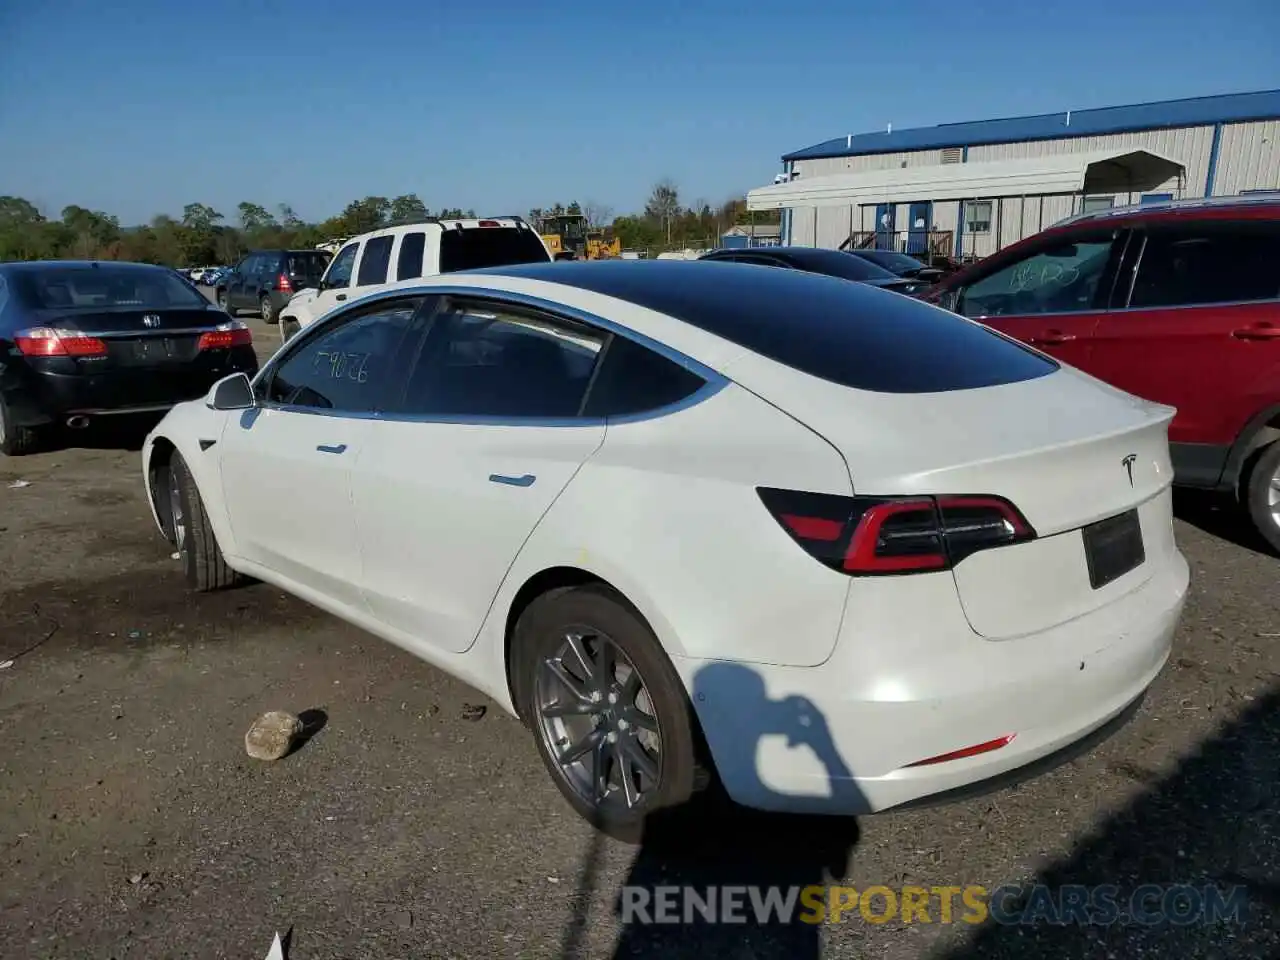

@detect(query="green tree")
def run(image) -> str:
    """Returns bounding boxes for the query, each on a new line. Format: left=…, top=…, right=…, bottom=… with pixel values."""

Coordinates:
left=389, top=194, right=429, bottom=223
left=237, top=202, right=277, bottom=232
left=644, top=180, right=681, bottom=244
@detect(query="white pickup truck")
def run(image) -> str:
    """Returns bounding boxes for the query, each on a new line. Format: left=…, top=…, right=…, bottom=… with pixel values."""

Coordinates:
left=279, top=217, right=553, bottom=340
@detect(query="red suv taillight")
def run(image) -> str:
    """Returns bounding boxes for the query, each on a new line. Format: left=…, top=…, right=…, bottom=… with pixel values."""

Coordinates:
left=758, top=487, right=1035, bottom=575
left=14, top=327, right=108, bottom=358
left=277, top=272, right=293, bottom=294
left=197, top=320, right=253, bottom=351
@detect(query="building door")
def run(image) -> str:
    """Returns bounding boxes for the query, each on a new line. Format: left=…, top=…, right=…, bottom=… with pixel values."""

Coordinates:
left=907, top=202, right=932, bottom=255
left=874, top=204, right=896, bottom=250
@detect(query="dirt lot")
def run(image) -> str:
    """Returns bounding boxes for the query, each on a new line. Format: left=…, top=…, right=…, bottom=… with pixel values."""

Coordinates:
left=1, top=312, right=1278, bottom=959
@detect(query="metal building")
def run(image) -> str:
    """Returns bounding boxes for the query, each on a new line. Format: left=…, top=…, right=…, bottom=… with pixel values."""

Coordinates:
left=749, top=89, right=1280, bottom=261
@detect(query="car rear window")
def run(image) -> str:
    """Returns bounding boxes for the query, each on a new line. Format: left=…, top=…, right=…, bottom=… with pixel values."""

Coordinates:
left=287, top=252, right=330, bottom=282
left=440, top=226, right=551, bottom=273
left=23, top=266, right=209, bottom=310
left=485, top=261, right=1058, bottom=394
left=782, top=249, right=900, bottom=282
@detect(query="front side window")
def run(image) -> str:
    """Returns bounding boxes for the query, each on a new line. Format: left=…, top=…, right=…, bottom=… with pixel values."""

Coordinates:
left=958, top=234, right=1118, bottom=318
left=399, top=301, right=605, bottom=418
left=323, top=243, right=359, bottom=289
left=265, top=298, right=423, bottom=412
left=357, top=235, right=394, bottom=286
left=1128, top=223, right=1280, bottom=308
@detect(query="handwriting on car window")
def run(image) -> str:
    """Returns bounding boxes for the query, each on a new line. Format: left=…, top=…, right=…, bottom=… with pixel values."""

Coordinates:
left=313, top=350, right=370, bottom=383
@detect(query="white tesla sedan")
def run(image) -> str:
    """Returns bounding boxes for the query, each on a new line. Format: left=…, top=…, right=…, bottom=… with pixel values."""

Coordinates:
left=141, top=260, right=1189, bottom=835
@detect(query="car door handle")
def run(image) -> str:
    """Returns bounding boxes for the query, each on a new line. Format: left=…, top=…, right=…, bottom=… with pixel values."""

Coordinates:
left=316, top=443, right=348, bottom=455
left=1232, top=325, right=1280, bottom=340
left=335, top=293, right=347, bottom=301
left=1029, top=329, right=1076, bottom=345
left=489, top=473, right=536, bottom=487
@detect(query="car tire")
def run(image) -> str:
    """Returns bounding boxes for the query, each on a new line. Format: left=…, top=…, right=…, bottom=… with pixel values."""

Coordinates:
left=1245, top=440, right=1280, bottom=554
left=0, top=395, right=39, bottom=456
left=260, top=295, right=278, bottom=324
left=216, top=289, right=231, bottom=313
left=512, top=584, right=701, bottom=840
left=281, top=317, right=300, bottom=343
left=168, top=451, right=240, bottom=591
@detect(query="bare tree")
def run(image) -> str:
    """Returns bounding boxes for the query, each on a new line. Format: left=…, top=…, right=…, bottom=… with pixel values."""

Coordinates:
left=582, top=200, right=615, bottom=229
left=644, top=179, right=680, bottom=244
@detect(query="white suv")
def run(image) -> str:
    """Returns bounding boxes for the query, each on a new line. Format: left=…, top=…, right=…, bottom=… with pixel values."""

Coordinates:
left=279, top=217, right=552, bottom=339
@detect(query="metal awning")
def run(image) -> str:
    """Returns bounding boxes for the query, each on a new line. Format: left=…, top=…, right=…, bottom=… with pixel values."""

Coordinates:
left=747, top=149, right=1186, bottom=210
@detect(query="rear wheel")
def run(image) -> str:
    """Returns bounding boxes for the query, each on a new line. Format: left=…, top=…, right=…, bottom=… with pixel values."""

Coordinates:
left=168, top=451, right=240, bottom=591
left=281, top=317, right=301, bottom=343
left=260, top=295, right=278, bottom=324
left=216, top=288, right=231, bottom=312
left=512, top=585, right=700, bottom=839
left=0, top=395, right=39, bottom=456
left=1245, top=440, right=1280, bottom=554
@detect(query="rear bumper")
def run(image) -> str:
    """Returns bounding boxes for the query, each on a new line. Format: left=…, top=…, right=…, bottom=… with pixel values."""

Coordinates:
left=680, top=545, right=1189, bottom=816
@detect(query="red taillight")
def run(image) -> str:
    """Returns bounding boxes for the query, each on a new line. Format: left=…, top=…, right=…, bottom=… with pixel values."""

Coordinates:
left=197, top=321, right=253, bottom=351
left=277, top=273, right=293, bottom=293
left=758, top=487, right=1035, bottom=576
left=14, top=327, right=108, bottom=358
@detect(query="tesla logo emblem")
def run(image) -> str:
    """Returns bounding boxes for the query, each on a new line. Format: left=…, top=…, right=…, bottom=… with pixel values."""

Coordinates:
left=1122, top=454, right=1137, bottom=487
left=142, top=314, right=161, bottom=328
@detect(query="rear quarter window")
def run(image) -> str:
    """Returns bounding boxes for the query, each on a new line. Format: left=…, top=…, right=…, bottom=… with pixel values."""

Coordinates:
left=440, top=227, right=551, bottom=272
left=583, top=334, right=707, bottom=417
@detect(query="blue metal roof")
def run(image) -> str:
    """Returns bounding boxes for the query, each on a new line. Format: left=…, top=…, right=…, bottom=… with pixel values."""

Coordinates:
left=782, top=89, right=1280, bottom=162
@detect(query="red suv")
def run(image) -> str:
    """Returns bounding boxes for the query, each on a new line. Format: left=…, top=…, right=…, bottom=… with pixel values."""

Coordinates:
left=926, top=196, right=1280, bottom=551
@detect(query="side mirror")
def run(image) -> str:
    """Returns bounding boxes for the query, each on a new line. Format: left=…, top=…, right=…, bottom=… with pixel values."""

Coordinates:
left=206, top=372, right=256, bottom=411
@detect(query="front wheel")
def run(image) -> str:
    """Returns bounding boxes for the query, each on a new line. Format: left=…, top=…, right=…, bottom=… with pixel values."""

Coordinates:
left=168, top=452, right=240, bottom=591
left=1245, top=440, right=1280, bottom=555
left=512, top=585, right=701, bottom=839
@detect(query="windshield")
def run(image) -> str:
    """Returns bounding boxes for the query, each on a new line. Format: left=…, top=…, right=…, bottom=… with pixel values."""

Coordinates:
left=25, top=266, right=209, bottom=310
left=856, top=250, right=929, bottom=275
left=440, top=227, right=551, bottom=272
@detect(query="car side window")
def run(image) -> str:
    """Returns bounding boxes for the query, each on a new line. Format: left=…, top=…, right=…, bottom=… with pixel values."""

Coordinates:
left=323, top=242, right=359, bottom=289
left=264, top=297, right=424, bottom=413
left=957, top=233, right=1119, bottom=318
left=240, top=255, right=262, bottom=277
left=357, top=235, right=394, bottom=287
left=396, top=231, right=426, bottom=280
left=397, top=301, right=606, bottom=419
left=1128, top=223, right=1280, bottom=308
left=582, top=334, right=707, bottom=418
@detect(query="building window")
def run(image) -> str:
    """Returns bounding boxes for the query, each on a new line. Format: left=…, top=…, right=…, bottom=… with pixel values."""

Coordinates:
left=1083, top=196, right=1115, bottom=214
left=963, top=201, right=992, bottom=235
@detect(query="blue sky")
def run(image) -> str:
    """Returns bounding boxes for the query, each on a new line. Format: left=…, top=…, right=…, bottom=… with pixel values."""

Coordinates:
left=2, top=0, right=1278, bottom=226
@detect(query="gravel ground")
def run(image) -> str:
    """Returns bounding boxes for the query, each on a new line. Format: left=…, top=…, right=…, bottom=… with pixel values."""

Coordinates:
left=0, top=311, right=1277, bottom=958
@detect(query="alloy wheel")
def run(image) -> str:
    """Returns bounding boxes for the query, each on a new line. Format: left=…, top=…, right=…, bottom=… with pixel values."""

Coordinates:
left=535, top=629, right=662, bottom=811
left=1269, top=463, right=1280, bottom=528
left=167, top=466, right=187, bottom=553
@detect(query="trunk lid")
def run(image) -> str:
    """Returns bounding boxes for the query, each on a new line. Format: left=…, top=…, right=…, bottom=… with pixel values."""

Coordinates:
left=40, top=307, right=225, bottom=368
left=724, top=356, right=1178, bottom=639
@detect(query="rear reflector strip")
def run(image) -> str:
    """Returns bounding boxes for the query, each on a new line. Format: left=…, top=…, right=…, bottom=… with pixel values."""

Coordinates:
left=904, top=734, right=1016, bottom=768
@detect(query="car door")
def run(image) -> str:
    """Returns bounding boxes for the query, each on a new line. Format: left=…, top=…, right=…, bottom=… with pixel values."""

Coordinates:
left=353, top=295, right=608, bottom=655
left=1087, top=218, right=1280, bottom=460
left=216, top=295, right=426, bottom=608
left=308, top=240, right=360, bottom=320
left=228, top=255, right=257, bottom=310
left=950, top=227, right=1129, bottom=370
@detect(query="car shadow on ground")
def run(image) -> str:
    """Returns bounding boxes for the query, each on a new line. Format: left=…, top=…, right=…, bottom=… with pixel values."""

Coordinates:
left=1173, top=488, right=1277, bottom=558
left=559, top=661, right=865, bottom=960
left=937, top=683, right=1280, bottom=959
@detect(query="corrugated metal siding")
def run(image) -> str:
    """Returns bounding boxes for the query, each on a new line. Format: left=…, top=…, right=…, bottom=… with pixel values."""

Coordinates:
left=1215, top=120, right=1280, bottom=194
left=967, top=126, right=1214, bottom=198
left=793, top=150, right=946, bottom=178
